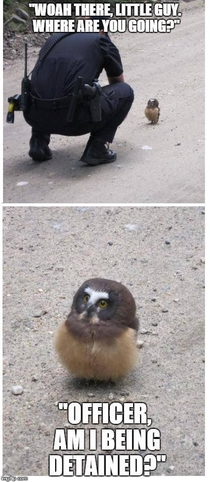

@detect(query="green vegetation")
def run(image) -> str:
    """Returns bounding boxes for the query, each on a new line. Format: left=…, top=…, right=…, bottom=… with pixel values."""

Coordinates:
left=4, top=0, right=24, bottom=7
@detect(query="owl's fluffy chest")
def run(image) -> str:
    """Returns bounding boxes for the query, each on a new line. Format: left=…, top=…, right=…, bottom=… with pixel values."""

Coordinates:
left=144, top=106, right=160, bottom=123
left=55, top=321, right=138, bottom=381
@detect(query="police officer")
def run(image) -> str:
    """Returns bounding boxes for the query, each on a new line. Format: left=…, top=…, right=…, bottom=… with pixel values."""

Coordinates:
left=24, top=21, right=134, bottom=165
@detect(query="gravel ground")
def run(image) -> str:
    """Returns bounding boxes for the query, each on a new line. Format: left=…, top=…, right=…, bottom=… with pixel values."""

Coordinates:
left=3, top=206, right=205, bottom=477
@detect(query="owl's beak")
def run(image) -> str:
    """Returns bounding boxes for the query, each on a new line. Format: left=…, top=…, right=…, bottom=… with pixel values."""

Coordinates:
left=86, top=303, right=97, bottom=318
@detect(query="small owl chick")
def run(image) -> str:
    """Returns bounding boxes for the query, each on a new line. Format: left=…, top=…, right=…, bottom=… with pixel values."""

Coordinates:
left=144, top=98, right=160, bottom=124
left=54, top=278, right=139, bottom=381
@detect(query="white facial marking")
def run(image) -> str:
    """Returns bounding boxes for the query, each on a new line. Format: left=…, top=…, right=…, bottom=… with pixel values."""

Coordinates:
left=85, top=287, right=109, bottom=305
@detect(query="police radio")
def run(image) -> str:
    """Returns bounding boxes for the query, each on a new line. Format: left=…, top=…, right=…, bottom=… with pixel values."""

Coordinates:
left=20, top=42, right=31, bottom=111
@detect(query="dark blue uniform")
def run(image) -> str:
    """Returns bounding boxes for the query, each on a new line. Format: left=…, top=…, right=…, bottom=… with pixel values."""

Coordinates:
left=24, top=32, right=134, bottom=163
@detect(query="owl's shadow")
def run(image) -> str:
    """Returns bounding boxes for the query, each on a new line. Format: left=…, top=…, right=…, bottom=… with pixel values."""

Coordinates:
left=65, top=376, right=116, bottom=391
left=61, top=373, right=135, bottom=399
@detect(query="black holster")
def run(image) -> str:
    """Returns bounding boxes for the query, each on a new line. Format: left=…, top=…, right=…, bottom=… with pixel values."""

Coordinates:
left=88, top=81, right=102, bottom=123
left=66, top=77, right=102, bottom=123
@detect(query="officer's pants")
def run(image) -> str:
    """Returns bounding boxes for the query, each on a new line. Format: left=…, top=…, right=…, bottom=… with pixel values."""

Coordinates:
left=24, top=82, right=134, bottom=144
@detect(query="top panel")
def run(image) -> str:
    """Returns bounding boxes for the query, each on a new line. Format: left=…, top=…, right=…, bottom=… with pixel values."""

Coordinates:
left=3, top=1, right=204, bottom=204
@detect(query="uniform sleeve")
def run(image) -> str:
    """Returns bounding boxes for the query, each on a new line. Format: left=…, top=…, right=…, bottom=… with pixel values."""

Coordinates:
left=99, top=36, right=123, bottom=78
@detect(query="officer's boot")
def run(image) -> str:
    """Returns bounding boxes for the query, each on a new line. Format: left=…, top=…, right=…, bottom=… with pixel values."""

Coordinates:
left=80, top=137, right=117, bottom=166
left=29, top=132, right=52, bottom=162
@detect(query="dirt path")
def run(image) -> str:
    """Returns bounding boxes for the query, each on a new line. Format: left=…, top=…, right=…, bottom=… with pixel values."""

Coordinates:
left=3, top=206, right=205, bottom=476
left=3, top=1, right=205, bottom=203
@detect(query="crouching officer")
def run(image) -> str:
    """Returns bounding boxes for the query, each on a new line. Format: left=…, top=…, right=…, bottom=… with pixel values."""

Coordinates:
left=23, top=21, right=134, bottom=165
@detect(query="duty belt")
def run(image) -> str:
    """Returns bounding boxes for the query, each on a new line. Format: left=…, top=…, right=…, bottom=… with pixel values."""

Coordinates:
left=30, top=93, right=75, bottom=110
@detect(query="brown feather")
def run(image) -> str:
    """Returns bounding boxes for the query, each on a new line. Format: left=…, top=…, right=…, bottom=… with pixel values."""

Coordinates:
left=55, top=321, right=138, bottom=381
left=54, top=278, right=140, bottom=381
left=144, top=106, right=160, bottom=123
left=68, top=278, right=139, bottom=338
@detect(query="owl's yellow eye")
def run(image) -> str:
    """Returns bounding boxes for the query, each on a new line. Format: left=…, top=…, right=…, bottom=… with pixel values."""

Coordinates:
left=98, top=299, right=108, bottom=309
left=83, top=294, right=90, bottom=303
